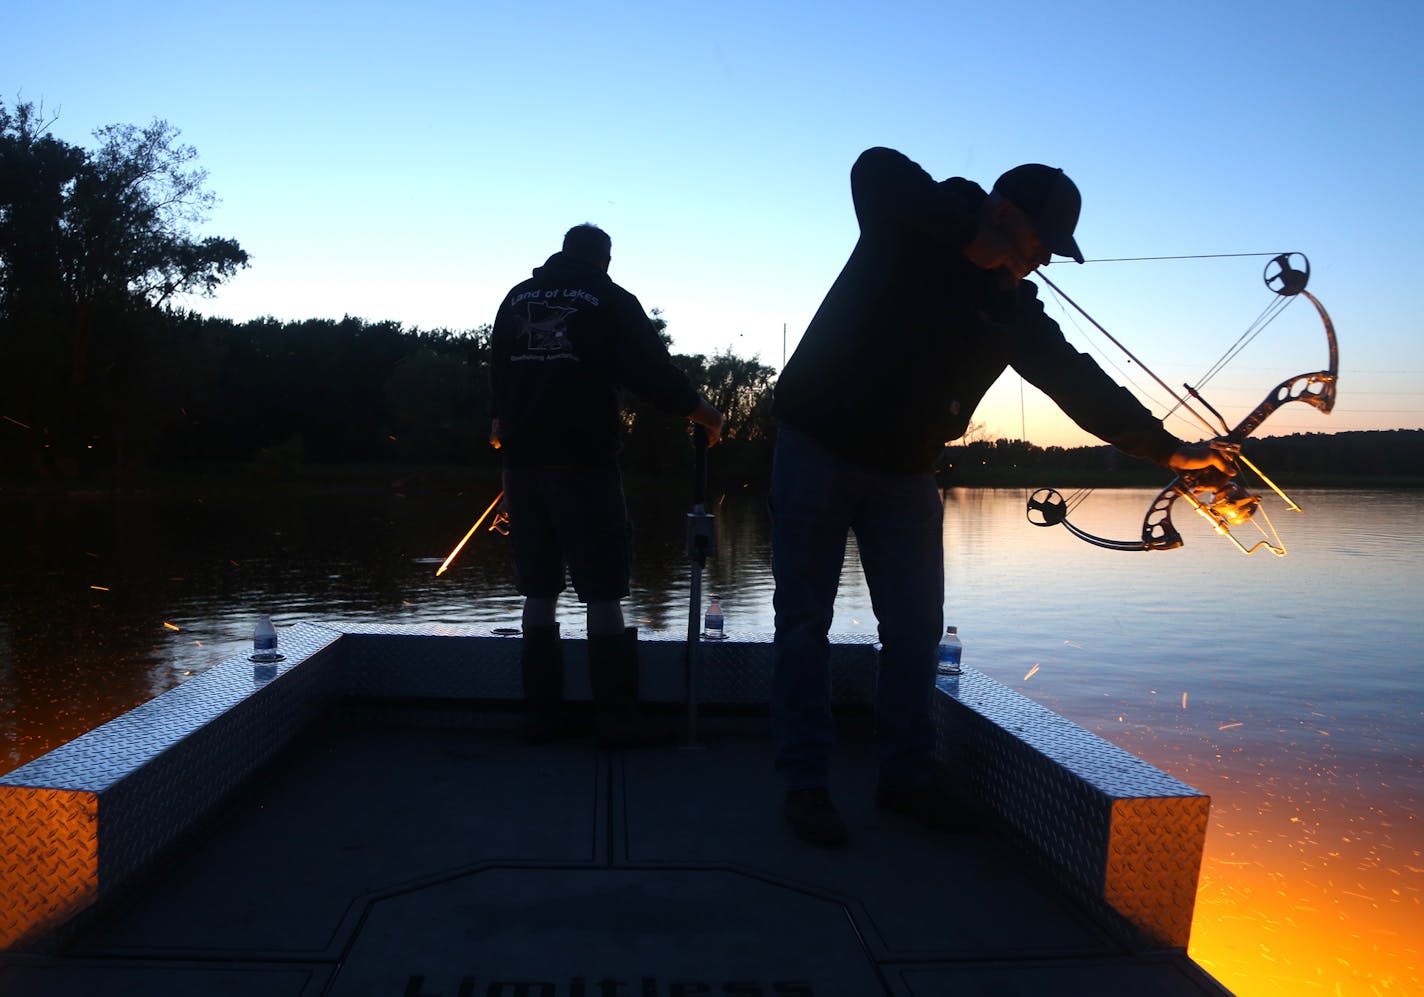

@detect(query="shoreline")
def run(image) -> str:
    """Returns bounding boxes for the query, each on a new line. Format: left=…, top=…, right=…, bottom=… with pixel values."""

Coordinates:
left=2, top=462, right=1422, bottom=499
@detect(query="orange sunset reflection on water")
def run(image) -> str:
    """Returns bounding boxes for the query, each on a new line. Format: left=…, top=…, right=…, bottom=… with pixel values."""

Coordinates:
left=1105, top=722, right=1420, bottom=996
left=976, top=487, right=1423, bottom=997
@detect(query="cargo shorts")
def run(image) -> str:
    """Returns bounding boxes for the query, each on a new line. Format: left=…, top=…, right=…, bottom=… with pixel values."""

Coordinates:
left=502, top=465, right=631, bottom=603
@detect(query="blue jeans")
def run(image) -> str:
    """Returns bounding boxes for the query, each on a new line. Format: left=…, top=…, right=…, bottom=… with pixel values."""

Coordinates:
left=770, top=424, right=945, bottom=792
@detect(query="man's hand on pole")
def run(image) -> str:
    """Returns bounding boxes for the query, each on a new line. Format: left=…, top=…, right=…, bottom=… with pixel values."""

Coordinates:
left=689, top=399, right=724, bottom=447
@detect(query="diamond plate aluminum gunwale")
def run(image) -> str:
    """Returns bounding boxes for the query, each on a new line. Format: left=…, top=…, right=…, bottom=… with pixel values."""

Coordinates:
left=0, top=624, right=342, bottom=949
left=1, top=622, right=1207, bottom=957
left=932, top=668, right=1208, bottom=950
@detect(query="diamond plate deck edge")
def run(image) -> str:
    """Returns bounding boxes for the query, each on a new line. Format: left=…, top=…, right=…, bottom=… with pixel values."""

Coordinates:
left=0, top=623, right=342, bottom=949
left=933, top=669, right=1208, bottom=950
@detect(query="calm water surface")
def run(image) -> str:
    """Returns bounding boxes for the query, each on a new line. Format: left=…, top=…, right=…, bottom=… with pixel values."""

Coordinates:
left=1, top=478, right=1419, bottom=996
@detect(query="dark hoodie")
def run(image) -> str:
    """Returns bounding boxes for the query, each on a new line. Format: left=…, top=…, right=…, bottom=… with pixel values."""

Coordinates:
left=490, top=252, right=700, bottom=467
left=773, top=147, right=1180, bottom=473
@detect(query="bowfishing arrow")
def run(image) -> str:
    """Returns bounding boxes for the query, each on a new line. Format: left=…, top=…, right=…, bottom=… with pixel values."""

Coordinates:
left=435, top=490, right=506, bottom=576
left=1025, top=252, right=1338, bottom=555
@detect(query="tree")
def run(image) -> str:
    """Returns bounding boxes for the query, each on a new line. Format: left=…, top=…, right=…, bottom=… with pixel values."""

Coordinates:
left=701, top=349, right=776, bottom=443
left=0, top=101, right=85, bottom=325
left=67, top=117, right=247, bottom=307
left=0, top=98, right=248, bottom=476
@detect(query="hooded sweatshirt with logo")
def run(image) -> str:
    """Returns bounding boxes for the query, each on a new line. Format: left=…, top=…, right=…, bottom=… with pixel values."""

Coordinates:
left=490, top=252, right=700, bottom=468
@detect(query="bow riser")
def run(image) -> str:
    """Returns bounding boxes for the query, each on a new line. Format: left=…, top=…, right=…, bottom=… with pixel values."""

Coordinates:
left=1142, top=484, right=1186, bottom=551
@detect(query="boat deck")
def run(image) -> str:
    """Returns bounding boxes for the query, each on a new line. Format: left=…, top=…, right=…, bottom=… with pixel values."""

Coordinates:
left=0, top=624, right=1233, bottom=995
left=1, top=702, right=1227, bottom=996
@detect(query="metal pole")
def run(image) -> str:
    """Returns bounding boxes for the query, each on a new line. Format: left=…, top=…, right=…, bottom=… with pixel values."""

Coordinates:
left=684, top=426, right=713, bottom=749
left=686, top=554, right=703, bottom=748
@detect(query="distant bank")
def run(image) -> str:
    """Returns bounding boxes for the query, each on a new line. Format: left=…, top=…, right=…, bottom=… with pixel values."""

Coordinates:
left=935, top=429, right=1424, bottom=489
left=2, top=429, right=1421, bottom=495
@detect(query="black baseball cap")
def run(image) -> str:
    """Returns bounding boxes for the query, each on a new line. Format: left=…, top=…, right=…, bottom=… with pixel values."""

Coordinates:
left=992, top=164, right=1084, bottom=264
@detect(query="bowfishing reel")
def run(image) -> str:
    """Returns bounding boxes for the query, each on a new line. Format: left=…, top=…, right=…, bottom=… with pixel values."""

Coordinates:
left=1177, top=468, right=1262, bottom=531
left=1160, top=462, right=1286, bottom=556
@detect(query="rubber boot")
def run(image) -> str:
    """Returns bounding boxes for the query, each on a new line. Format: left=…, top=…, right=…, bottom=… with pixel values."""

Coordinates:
left=588, top=627, right=675, bottom=748
left=521, top=624, right=570, bottom=744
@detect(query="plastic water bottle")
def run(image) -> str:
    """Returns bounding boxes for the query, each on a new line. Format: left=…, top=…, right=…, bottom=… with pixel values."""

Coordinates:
left=251, top=614, right=280, bottom=680
left=937, top=625, right=963, bottom=676
left=703, top=596, right=725, bottom=639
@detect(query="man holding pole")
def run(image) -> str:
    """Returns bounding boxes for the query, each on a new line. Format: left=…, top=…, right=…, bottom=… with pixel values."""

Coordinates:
left=489, top=223, right=723, bottom=747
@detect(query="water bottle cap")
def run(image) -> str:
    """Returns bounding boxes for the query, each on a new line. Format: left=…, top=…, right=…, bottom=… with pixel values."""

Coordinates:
left=946, top=626, right=958, bottom=635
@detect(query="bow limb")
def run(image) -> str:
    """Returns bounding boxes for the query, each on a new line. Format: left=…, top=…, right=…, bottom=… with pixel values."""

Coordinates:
left=1029, top=478, right=1260, bottom=554
left=1224, top=286, right=1338, bottom=443
left=1027, top=487, right=1158, bottom=551
left=1206, top=271, right=1338, bottom=526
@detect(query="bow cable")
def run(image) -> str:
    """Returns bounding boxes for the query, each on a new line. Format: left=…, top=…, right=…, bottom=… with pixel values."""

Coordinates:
left=1036, top=252, right=1304, bottom=438
left=1035, top=271, right=1221, bottom=439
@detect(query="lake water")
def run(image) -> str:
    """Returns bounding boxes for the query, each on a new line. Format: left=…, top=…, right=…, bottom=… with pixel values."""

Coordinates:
left=1, top=478, right=1419, bottom=996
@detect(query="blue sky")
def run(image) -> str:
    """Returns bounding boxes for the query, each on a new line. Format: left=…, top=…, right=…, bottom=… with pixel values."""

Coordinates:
left=8, top=0, right=1421, bottom=447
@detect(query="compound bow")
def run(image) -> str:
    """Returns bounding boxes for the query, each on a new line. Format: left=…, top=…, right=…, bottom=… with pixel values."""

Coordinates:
left=1025, top=252, right=1338, bottom=555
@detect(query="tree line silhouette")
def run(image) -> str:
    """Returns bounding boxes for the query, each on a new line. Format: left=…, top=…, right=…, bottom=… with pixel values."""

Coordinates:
left=0, top=99, right=777, bottom=483
left=3, top=98, right=1415, bottom=489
